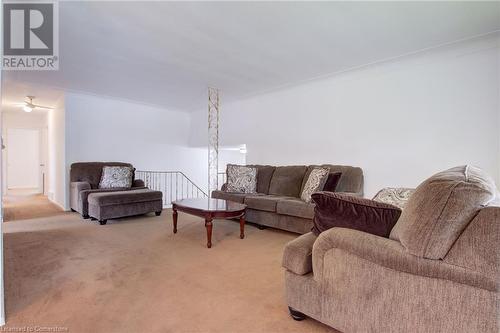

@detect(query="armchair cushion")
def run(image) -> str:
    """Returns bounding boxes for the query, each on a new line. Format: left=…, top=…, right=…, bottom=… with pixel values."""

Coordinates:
left=390, top=165, right=496, bottom=259
left=312, top=228, right=496, bottom=291
left=70, top=162, right=133, bottom=189
left=282, top=232, right=317, bottom=275
left=311, top=192, right=401, bottom=237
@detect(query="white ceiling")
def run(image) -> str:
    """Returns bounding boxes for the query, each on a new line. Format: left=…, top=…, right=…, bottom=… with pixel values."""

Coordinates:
left=3, top=1, right=500, bottom=111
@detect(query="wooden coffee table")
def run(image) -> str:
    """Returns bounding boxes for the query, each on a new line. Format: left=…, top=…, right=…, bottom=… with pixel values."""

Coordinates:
left=171, top=198, right=247, bottom=248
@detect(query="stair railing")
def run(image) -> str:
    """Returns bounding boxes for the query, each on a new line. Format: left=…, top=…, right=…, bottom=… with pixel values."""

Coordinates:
left=136, top=170, right=208, bottom=208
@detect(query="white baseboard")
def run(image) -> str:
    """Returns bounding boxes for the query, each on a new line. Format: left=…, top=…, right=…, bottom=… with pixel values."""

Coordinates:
left=48, top=196, right=67, bottom=211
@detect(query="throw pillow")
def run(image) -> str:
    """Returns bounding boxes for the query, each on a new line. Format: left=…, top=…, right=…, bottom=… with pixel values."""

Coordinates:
left=300, top=167, right=330, bottom=202
left=311, top=191, right=402, bottom=237
left=226, top=164, right=257, bottom=193
left=372, top=187, right=415, bottom=209
left=99, top=166, right=133, bottom=189
left=322, top=172, right=342, bottom=192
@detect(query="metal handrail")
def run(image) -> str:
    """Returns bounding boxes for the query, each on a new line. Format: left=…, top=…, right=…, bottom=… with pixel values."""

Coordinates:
left=136, top=170, right=208, bottom=208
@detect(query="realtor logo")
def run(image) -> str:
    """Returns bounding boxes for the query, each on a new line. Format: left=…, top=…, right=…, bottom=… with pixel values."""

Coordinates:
left=3, top=1, right=59, bottom=70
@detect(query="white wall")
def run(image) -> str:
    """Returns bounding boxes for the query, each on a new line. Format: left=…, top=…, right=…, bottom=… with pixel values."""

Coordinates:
left=1, top=111, right=48, bottom=193
left=64, top=93, right=208, bottom=193
left=48, top=97, right=67, bottom=209
left=219, top=148, right=246, bottom=173
left=190, top=36, right=500, bottom=197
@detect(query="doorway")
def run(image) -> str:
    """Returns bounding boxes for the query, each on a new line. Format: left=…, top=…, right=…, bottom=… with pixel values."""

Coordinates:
left=1, top=112, right=59, bottom=222
left=6, top=128, right=42, bottom=193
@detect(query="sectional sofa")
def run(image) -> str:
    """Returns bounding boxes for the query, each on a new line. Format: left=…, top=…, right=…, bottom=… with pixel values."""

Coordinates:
left=212, top=164, right=363, bottom=234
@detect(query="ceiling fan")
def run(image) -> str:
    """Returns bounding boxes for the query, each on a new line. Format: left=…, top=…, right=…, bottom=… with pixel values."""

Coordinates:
left=14, top=96, right=54, bottom=112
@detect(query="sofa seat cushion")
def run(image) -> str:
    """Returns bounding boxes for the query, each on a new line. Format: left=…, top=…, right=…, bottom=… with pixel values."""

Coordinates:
left=88, top=189, right=163, bottom=206
left=268, top=166, right=307, bottom=197
left=390, top=165, right=496, bottom=259
left=211, top=190, right=253, bottom=204
left=277, top=199, right=315, bottom=219
left=244, top=195, right=292, bottom=212
left=282, top=232, right=317, bottom=275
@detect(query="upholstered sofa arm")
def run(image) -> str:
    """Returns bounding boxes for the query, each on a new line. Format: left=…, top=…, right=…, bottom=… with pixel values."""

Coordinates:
left=133, top=179, right=145, bottom=188
left=312, top=228, right=497, bottom=291
left=70, top=181, right=91, bottom=213
left=282, top=232, right=317, bottom=275
left=71, top=181, right=91, bottom=192
left=444, top=206, right=500, bottom=280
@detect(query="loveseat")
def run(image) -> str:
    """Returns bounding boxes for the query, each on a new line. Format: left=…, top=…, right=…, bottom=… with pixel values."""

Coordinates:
left=282, top=165, right=499, bottom=332
left=212, top=164, right=363, bottom=234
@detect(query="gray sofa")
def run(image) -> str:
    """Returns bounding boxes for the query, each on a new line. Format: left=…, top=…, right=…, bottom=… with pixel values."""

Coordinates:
left=212, top=164, right=363, bottom=234
left=70, top=162, right=162, bottom=224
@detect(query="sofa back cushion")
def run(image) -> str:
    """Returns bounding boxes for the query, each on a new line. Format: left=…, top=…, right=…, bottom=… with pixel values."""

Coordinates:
left=246, top=165, right=276, bottom=194
left=268, top=166, right=307, bottom=197
left=70, top=162, right=134, bottom=189
left=390, top=165, right=496, bottom=259
left=301, top=165, right=363, bottom=196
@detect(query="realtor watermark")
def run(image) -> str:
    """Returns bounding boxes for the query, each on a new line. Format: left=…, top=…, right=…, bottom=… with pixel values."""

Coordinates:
left=3, top=1, right=59, bottom=70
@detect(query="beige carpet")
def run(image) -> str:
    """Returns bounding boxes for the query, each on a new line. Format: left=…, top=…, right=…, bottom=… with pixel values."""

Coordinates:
left=4, top=210, right=338, bottom=333
left=3, top=192, right=64, bottom=222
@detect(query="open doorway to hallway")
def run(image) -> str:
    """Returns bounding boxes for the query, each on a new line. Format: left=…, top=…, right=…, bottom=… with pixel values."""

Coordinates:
left=2, top=110, right=62, bottom=222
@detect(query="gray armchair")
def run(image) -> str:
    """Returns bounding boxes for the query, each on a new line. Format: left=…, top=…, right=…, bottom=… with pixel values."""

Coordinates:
left=69, top=162, right=145, bottom=218
left=282, top=166, right=499, bottom=333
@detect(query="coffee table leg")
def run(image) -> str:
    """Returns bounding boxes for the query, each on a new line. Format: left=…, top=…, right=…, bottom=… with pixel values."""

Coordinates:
left=172, top=207, right=178, bottom=233
left=205, top=218, right=213, bottom=248
left=239, top=215, right=245, bottom=239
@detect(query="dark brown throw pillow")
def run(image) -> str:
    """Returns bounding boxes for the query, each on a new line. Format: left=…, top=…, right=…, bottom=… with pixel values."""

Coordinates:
left=323, top=172, right=342, bottom=192
left=311, top=191, right=402, bottom=237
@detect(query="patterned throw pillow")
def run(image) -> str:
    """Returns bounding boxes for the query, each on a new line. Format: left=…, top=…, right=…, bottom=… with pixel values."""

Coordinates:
left=226, top=165, right=257, bottom=193
left=99, top=166, right=133, bottom=189
left=372, top=187, right=415, bottom=209
left=300, top=167, right=330, bottom=202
